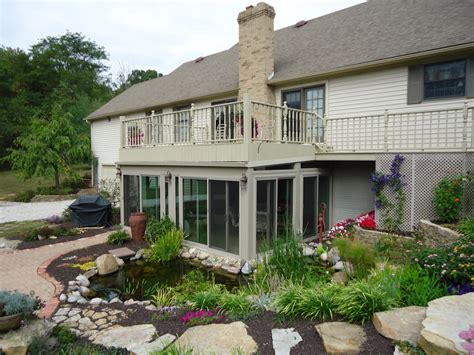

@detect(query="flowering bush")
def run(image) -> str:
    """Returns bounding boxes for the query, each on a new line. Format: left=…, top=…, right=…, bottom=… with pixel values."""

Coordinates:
left=370, top=155, right=406, bottom=232
left=328, top=218, right=355, bottom=239
left=180, top=310, right=221, bottom=326
left=459, top=325, right=474, bottom=353
left=412, top=234, right=473, bottom=287
left=356, top=211, right=376, bottom=230
left=434, top=175, right=471, bottom=223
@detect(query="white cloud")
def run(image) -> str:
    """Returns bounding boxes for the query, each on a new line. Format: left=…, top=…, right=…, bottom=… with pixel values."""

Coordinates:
left=0, top=0, right=365, bottom=79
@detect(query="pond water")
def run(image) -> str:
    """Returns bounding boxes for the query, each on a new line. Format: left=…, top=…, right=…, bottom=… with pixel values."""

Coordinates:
left=89, top=259, right=248, bottom=301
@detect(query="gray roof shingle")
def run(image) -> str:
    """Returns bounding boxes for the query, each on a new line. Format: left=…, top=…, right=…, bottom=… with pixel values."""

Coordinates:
left=88, top=0, right=474, bottom=120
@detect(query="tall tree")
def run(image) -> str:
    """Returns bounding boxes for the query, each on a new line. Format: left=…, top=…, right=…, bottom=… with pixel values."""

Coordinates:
left=6, top=103, right=90, bottom=190
left=115, top=68, right=162, bottom=95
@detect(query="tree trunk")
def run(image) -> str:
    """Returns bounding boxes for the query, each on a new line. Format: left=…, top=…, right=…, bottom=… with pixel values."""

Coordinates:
left=54, top=167, right=60, bottom=192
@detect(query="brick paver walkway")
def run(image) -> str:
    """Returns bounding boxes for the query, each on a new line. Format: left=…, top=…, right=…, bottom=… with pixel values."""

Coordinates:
left=0, top=232, right=110, bottom=302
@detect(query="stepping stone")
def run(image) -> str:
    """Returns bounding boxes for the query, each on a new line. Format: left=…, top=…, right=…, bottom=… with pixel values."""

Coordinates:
left=272, top=328, right=302, bottom=355
left=418, top=293, right=474, bottom=354
left=93, top=324, right=156, bottom=351
left=109, top=247, right=135, bottom=259
left=373, top=306, right=426, bottom=345
left=174, top=321, right=258, bottom=354
left=129, top=333, right=176, bottom=355
left=316, top=321, right=366, bottom=354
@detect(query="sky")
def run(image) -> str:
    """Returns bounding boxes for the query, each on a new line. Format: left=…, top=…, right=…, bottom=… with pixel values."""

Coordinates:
left=1, top=0, right=365, bottom=80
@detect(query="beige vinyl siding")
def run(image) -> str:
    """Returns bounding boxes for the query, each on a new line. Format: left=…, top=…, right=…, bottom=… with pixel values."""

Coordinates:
left=327, top=66, right=474, bottom=118
left=331, top=162, right=375, bottom=223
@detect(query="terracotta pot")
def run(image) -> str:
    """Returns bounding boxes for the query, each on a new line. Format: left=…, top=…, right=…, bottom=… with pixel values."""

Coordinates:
left=129, top=212, right=147, bottom=241
left=0, top=313, right=22, bottom=332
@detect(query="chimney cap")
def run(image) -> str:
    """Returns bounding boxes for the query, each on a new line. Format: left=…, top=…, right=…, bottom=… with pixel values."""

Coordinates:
left=295, top=20, right=308, bottom=28
left=245, top=5, right=254, bottom=9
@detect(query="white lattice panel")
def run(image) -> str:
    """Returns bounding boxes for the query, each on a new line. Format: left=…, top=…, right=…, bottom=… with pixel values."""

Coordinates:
left=375, top=153, right=473, bottom=231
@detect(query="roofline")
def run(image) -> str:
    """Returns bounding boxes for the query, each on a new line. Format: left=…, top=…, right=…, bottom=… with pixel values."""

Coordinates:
left=268, top=42, right=474, bottom=86
left=85, top=89, right=239, bottom=121
left=87, top=42, right=474, bottom=122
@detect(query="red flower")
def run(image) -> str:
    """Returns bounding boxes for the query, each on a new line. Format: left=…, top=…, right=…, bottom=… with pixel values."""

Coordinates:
left=360, top=217, right=376, bottom=230
left=454, top=197, right=461, bottom=203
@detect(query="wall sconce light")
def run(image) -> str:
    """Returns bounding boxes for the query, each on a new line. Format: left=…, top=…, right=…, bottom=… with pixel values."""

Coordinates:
left=115, top=166, right=122, bottom=179
left=165, top=171, right=172, bottom=183
left=240, top=173, right=248, bottom=186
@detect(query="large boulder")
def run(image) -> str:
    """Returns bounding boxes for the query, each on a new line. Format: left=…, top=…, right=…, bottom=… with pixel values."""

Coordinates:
left=128, top=334, right=176, bottom=355
left=174, top=321, right=257, bottom=354
left=93, top=324, right=156, bottom=351
left=272, top=328, right=302, bottom=355
left=316, top=322, right=366, bottom=354
left=373, top=306, right=426, bottom=345
left=418, top=293, right=474, bottom=354
left=95, top=254, right=119, bottom=276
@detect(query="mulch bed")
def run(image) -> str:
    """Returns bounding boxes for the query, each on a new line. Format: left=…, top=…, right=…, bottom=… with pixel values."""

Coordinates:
left=46, top=241, right=394, bottom=354
left=12, top=222, right=113, bottom=250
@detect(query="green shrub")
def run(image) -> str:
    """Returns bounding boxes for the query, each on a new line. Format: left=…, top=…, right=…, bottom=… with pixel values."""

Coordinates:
left=24, top=225, right=79, bottom=241
left=374, top=235, right=420, bottom=265
left=333, top=238, right=377, bottom=279
left=397, top=265, right=447, bottom=306
left=149, top=228, right=183, bottom=263
left=336, top=279, right=396, bottom=324
left=145, top=216, right=175, bottom=243
left=0, top=290, right=40, bottom=316
left=218, top=292, right=252, bottom=318
left=61, top=207, right=72, bottom=222
left=457, top=219, right=474, bottom=237
left=52, top=325, right=77, bottom=345
left=107, top=230, right=131, bottom=245
left=36, top=186, right=74, bottom=195
left=434, top=176, right=465, bottom=223
left=191, top=285, right=224, bottom=310
left=274, top=283, right=340, bottom=320
left=151, top=344, right=193, bottom=355
left=151, top=287, right=178, bottom=307
left=58, top=343, right=128, bottom=355
left=14, top=189, right=35, bottom=202
left=412, top=234, right=473, bottom=286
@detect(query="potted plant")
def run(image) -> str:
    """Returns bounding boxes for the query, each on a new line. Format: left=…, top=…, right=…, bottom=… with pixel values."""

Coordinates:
left=0, top=290, right=41, bottom=332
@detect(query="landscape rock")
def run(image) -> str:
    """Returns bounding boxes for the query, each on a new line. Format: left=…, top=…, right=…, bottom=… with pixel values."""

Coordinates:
left=79, top=286, right=95, bottom=298
left=114, top=256, right=125, bottom=267
left=145, top=305, right=158, bottom=311
left=90, top=297, right=104, bottom=305
left=201, top=259, right=214, bottom=268
left=175, top=321, right=257, bottom=355
left=332, top=261, right=344, bottom=271
left=96, top=254, right=119, bottom=275
left=130, top=249, right=145, bottom=261
left=188, top=248, right=197, bottom=258
left=93, top=324, right=156, bottom=351
left=0, top=320, right=54, bottom=355
left=418, top=293, right=474, bottom=354
left=109, top=297, right=122, bottom=304
left=327, top=247, right=340, bottom=265
left=241, top=261, right=253, bottom=274
left=272, top=328, right=302, bottom=355
left=331, top=271, right=348, bottom=283
left=59, top=293, right=67, bottom=302
left=373, top=306, right=426, bottom=345
left=316, top=321, right=366, bottom=354
left=129, top=333, right=176, bottom=355
left=319, top=252, right=328, bottom=261
left=76, top=274, right=90, bottom=287
left=303, top=247, right=315, bottom=256
left=197, top=251, right=209, bottom=260
left=124, top=299, right=137, bottom=305
left=78, top=317, right=97, bottom=331
left=84, top=268, right=98, bottom=278
left=67, top=294, right=82, bottom=303
left=180, top=251, right=191, bottom=259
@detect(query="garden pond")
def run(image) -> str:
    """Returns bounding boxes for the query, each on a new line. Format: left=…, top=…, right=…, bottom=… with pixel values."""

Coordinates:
left=89, top=259, right=248, bottom=301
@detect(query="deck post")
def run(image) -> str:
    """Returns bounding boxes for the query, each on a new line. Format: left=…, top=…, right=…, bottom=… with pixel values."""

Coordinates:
left=243, top=94, right=252, bottom=144
left=462, top=102, right=468, bottom=151
left=190, top=103, right=195, bottom=144
left=383, top=109, right=389, bottom=151
left=119, top=115, right=126, bottom=148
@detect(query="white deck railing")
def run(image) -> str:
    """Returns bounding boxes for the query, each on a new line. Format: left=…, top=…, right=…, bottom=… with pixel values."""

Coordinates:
left=121, top=97, right=473, bottom=153
left=325, top=104, right=473, bottom=152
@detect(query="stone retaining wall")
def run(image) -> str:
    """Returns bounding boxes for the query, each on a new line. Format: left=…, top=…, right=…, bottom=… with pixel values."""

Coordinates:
left=418, top=220, right=462, bottom=247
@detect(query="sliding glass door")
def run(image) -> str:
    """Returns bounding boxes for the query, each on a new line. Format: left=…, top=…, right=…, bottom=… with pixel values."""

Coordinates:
left=302, top=175, right=330, bottom=238
left=182, top=179, right=207, bottom=245
left=123, top=175, right=140, bottom=225
left=141, top=176, right=160, bottom=219
left=209, top=180, right=239, bottom=254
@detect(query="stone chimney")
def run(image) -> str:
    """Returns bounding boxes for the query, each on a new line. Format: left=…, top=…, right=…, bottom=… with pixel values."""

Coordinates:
left=238, top=3, right=276, bottom=104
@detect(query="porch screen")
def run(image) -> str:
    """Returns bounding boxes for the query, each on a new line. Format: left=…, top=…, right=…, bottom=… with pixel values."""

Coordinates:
left=141, top=176, right=160, bottom=219
left=183, top=179, right=207, bottom=245
left=123, top=175, right=140, bottom=225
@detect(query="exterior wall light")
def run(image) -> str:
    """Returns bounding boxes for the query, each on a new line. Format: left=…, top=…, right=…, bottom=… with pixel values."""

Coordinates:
left=165, top=171, right=172, bottom=183
left=240, top=173, right=248, bottom=186
left=115, top=166, right=122, bottom=179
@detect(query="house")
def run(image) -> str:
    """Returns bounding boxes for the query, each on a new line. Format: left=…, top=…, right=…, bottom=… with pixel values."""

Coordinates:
left=87, top=0, right=474, bottom=260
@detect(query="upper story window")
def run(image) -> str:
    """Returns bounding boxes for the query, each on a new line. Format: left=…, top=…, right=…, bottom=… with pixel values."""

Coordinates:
left=424, top=59, right=466, bottom=100
left=282, top=85, right=325, bottom=116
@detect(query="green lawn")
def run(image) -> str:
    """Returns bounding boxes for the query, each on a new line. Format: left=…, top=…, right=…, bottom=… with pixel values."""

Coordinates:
left=0, top=220, right=46, bottom=239
left=0, top=165, right=90, bottom=201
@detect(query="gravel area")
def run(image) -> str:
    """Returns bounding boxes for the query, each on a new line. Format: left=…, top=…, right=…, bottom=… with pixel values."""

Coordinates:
left=0, top=200, right=74, bottom=223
